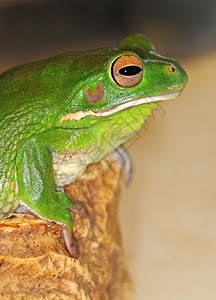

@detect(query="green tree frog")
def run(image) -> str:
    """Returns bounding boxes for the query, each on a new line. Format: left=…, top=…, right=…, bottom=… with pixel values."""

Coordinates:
left=0, top=34, right=187, bottom=257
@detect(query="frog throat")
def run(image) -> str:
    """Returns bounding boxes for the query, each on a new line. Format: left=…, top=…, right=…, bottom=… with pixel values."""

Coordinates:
left=59, top=91, right=181, bottom=123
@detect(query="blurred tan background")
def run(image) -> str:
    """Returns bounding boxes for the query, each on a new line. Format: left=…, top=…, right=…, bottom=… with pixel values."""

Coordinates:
left=0, top=0, right=215, bottom=299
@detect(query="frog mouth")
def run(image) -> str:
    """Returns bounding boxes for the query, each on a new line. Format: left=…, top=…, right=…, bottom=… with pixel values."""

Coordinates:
left=60, top=91, right=181, bottom=122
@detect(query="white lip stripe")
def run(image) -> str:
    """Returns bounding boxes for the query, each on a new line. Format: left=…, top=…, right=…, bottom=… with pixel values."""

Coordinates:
left=94, top=91, right=181, bottom=117
left=60, top=91, right=181, bottom=122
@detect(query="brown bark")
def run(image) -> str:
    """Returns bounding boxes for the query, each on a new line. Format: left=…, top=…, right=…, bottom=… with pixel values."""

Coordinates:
left=0, top=156, right=132, bottom=299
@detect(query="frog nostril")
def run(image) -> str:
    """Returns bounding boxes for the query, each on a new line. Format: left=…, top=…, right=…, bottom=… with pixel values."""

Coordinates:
left=167, top=65, right=176, bottom=73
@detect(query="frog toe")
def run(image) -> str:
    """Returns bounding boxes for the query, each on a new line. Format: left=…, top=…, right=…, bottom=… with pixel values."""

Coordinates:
left=68, top=202, right=88, bottom=218
left=62, top=226, right=79, bottom=259
left=111, top=146, right=133, bottom=185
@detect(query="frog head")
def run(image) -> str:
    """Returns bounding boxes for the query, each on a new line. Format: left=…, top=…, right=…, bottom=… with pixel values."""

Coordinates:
left=55, top=34, right=187, bottom=129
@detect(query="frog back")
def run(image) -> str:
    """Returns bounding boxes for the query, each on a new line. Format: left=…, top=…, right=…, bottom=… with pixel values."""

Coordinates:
left=0, top=58, right=65, bottom=215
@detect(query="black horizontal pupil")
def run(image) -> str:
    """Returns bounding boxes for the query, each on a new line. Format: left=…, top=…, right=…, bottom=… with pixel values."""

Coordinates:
left=119, top=65, right=142, bottom=76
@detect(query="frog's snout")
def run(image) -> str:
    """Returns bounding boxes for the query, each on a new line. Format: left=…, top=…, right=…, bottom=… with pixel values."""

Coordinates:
left=167, top=64, right=177, bottom=74
left=164, top=61, right=188, bottom=92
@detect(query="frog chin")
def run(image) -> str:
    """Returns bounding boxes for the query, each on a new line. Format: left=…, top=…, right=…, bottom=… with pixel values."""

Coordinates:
left=60, top=90, right=181, bottom=123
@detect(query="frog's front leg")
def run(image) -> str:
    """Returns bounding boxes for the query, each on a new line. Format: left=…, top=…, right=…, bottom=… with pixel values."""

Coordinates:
left=16, top=138, right=78, bottom=258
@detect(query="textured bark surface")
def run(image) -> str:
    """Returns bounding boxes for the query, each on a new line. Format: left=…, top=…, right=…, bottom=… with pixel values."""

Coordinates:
left=0, top=156, right=132, bottom=299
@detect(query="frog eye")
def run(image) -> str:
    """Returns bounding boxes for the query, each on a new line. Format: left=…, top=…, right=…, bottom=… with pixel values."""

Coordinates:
left=111, top=54, right=143, bottom=88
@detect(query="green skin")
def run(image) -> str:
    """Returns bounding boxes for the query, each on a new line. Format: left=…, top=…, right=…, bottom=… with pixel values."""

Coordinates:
left=0, top=34, right=187, bottom=257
